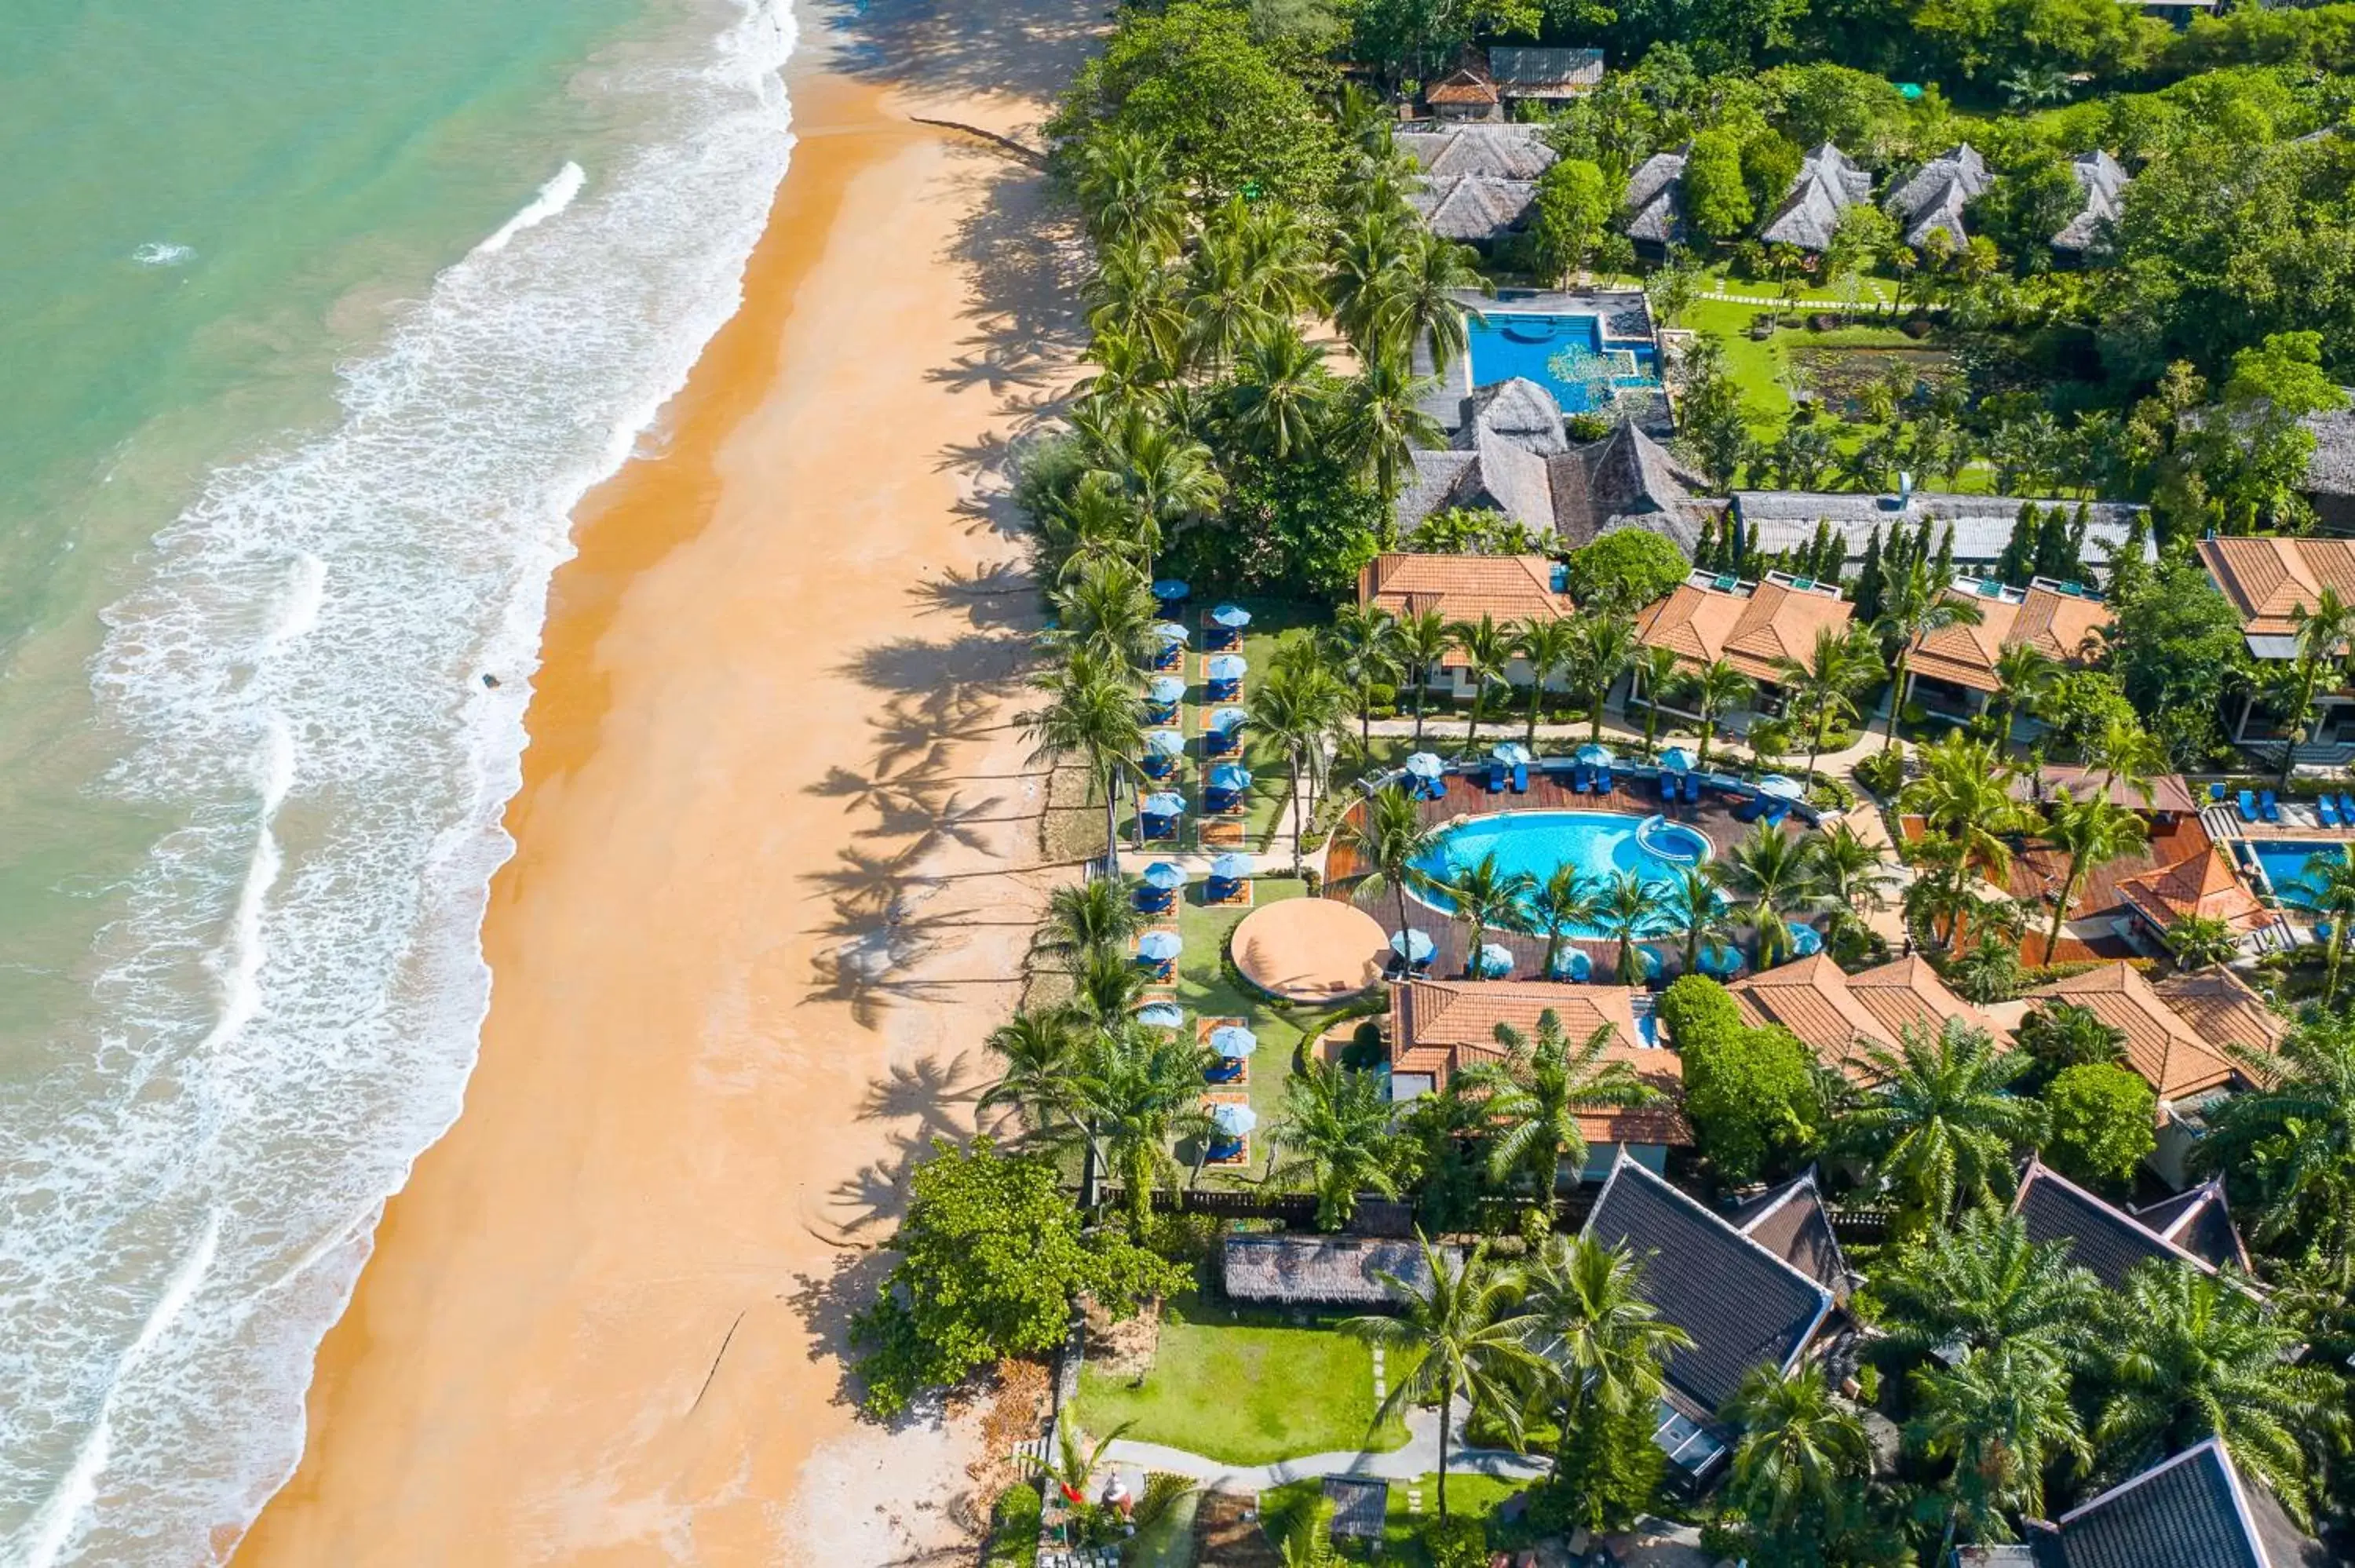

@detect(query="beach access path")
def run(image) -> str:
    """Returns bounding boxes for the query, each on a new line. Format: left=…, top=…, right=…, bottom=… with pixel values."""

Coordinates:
left=235, top=3, right=1103, bottom=1564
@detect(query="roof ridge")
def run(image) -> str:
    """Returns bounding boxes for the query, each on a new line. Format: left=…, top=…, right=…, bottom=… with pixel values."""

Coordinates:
left=1601, top=1154, right=1835, bottom=1320
left=2014, top=1156, right=2223, bottom=1278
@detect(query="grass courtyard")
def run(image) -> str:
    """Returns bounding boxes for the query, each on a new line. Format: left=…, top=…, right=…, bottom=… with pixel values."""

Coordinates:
left=1261, top=1471, right=1532, bottom=1566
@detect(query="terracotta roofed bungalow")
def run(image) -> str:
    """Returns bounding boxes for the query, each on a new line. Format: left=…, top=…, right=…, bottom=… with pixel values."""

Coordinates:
left=1728, top=952, right=2004, bottom=1080
left=1904, top=575, right=2112, bottom=731
left=2194, top=533, right=2355, bottom=744
left=1424, top=64, right=1500, bottom=120
left=1359, top=551, right=1573, bottom=700
left=1632, top=570, right=1853, bottom=727
left=2113, top=849, right=2274, bottom=959
left=1386, top=978, right=1690, bottom=1178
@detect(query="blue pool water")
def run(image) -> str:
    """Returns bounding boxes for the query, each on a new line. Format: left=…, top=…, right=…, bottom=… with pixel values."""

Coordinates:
left=2251, top=840, right=2352, bottom=909
left=1411, top=810, right=1710, bottom=934
left=1465, top=312, right=1658, bottom=414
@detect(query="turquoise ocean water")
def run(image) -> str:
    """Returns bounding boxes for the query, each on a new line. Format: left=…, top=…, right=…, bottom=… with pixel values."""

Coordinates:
left=0, top=0, right=796, bottom=1559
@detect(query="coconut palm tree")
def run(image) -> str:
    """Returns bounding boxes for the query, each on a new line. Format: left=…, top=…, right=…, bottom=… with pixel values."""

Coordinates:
left=1988, top=642, right=2059, bottom=749
left=1438, top=850, right=1535, bottom=978
left=1775, top=625, right=1878, bottom=784
left=1875, top=561, right=1984, bottom=752
left=1595, top=870, right=1663, bottom=986
left=1901, top=735, right=2023, bottom=946
left=1567, top=615, right=1641, bottom=742
left=1076, top=403, right=1225, bottom=580
left=1447, top=614, right=1514, bottom=745
left=1379, top=228, right=1492, bottom=377
left=1088, top=247, right=1188, bottom=380
left=1630, top=645, right=1684, bottom=760
left=1526, top=866, right=1597, bottom=981
left=1331, top=350, right=1444, bottom=499
left=1522, top=1232, right=1692, bottom=1422
left=2033, top=787, right=2146, bottom=965
left=1344, top=1236, right=1546, bottom=1522
left=1393, top=608, right=1453, bottom=744
left=1336, top=784, right=1440, bottom=965
left=1253, top=652, right=1347, bottom=873
left=1017, top=649, right=1147, bottom=877
left=1456, top=1012, right=1662, bottom=1216
left=1324, top=603, right=1404, bottom=753
left=1324, top=209, right=1413, bottom=353
left=1875, top=1209, right=2102, bottom=1367
left=1837, top=1021, right=2046, bottom=1232
left=1910, top=1341, right=2089, bottom=1546
left=1072, top=1023, right=1218, bottom=1236
left=2197, top=1013, right=2355, bottom=1285
left=978, top=1007, right=1085, bottom=1143
left=1269, top=1060, right=1401, bottom=1231
left=1666, top=863, right=1733, bottom=974
left=1024, top=1416, right=1137, bottom=1511
left=1227, top=326, right=1333, bottom=460
left=2303, top=845, right=2355, bottom=1001
left=2162, top=913, right=2240, bottom=971
left=1809, top=824, right=1897, bottom=926
left=1069, top=944, right=1149, bottom=1032
left=1721, top=822, right=1825, bottom=970
left=1722, top=1362, right=1873, bottom=1538
left=1513, top=617, right=1582, bottom=745
left=2274, top=585, right=2355, bottom=792
left=2014, top=1001, right=2129, bottom=1081
left=2095, top=1260, right=2342, bottom=1520
left=1672, top=658, right=1754, bottom=772
left=1071, top=129, right=1185, bottom=256
left=1050, top=557, right=1161, bottom=675
left=2087, top=713, right=2167, bottom=805
left=1041, top=469, right=1156, bottom=582
left=1038, top=877, right=1145, bottom=967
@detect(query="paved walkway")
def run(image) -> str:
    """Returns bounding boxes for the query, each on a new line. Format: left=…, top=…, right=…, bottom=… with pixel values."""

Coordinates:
left=1102, top=1404, right=1549, bottom=1494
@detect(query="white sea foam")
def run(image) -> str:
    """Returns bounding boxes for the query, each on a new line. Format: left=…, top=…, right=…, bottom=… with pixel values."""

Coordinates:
left=473, top=161, right=588, bottom=257
left=0, top=0, right=796, bottom=1559
left=130, top=242, right=194, bottom=268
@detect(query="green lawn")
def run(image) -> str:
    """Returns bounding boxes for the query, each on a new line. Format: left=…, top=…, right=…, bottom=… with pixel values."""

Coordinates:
left=1261, top=1470, right=1532, bottom=1566
left=1075, top=1297, right=1410, bottom=1465
left=1681, top=297, right=1925, bottom=437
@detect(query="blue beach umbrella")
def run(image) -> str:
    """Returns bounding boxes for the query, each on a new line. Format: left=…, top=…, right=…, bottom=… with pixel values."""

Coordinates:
left=1788, top=921, right=1824, bottom=957
left=1210, top=603, right=1252, bottom=629
left=1208, top=706, right=1247, bottom=733
left=1405, top=751, right=1445, bottom=779
left=1757, top=775, right=1806, bottom=800
left=1697, top=941, right=1743, bottom=977
left=1146, top=729, right=1186, bottom=757
left=1477, top=942, right=1516, bottom=977
left=1209, top=1024, right=1258, bottom=1059
left=1210, top=1102, right=1258, bottom=1135
left=1209, top=763, right=1254, bottom=792
left=1149, top=675, right=1188, bottom=704
left=1659, top=747, right=1695, bottom=774
left=1152, top=578, right=1191, bottom=602
left=1491, top=740, right=1534, bottom=766
left=1142, top=792, right=1186, bottom=817
left=1154, top=621, right=1190, bottom=646
left=1210, top=851, right=1255, bottom=880
left=1638, top=943, right=1667, bottom=981
left=1390, top=928, right=1436, bottom=963
left=1137, top=1001, right=1185, bottom=1030
left=1207, top=654, right=1248, bottom=681
left=1550, top=947, right=1594, bottom=982
left=1142, top=861, right=1187, bottom=892
left=1137, top=930, right=1184, bottom=962
left=1575, top=742, right=1616, bottom=766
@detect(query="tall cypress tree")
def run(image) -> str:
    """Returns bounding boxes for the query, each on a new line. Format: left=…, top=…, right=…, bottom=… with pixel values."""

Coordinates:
left=2108, top=510, right=2152, bottom=601
left=1995, top=503, right=2034, bottom=587
left=1933, top=522, right=1955, bottom=584
left=1854, top=524, right=1886, bottom=621
left=2064, top=502, right=2091, bottom=582
left=2032, top=503, right=2068, bottom=581
left=1695, top=516, right=1720, bottom=573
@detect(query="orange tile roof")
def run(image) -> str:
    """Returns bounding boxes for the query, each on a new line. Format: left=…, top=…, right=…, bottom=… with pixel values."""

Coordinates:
left=2006, top=765, right=2200, bottom=817
left=2026, top=961, right=2252, bottom=1100
left=1908, top=583, right=2112, bottom=695
left=1389, top=979, right=1690, bottom=1146
left=1728, top=953, right=2003, bottom=1080
left=2116, top=848, right=2269, bottom=935
left=1361, top=553, right=1573, bottom=669
left=1634, top=578, right=1853, bottom=685
left=2195, top=535, right=2355, bottom=639
left=1426, top=67, right=1500, bottom=106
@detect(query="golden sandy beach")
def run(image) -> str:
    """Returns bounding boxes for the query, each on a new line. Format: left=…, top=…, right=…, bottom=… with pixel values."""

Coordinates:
left=238, top=2, right=1095, bottom=1560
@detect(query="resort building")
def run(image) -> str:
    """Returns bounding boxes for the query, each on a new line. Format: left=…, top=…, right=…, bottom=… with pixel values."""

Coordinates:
left=1903, top=576, right=2112, bottom=730
left=1577, top=1154, right=1842, bottom=1487
left=1728, top=952, right=2003, bottom=1080
left=2114, top=848, right=2276, bottom=961
left=2007, top=764, right=2200, bottom=819
left=1485, top=46, right=1605, bottom=106
left=1728, top=490, right=2149, bottom=582
left=2011, top=1156, right=2251, bottom=1292
left=1985, top=1438, right=2331, bottom=1568
left=1884, top=144, right=1992, bottom=253
left=1423, top=64, right=1504, bottom=121
left=1397, top=123, right=1555, bottom=246
left=1631, top=570, right=1855, bottom=726
left=1621, top=143, right=1690, bottom=255
left=2025, top=961, right=2284, bottom=1186
left=1384, top=978, right=1690, bottom=1179
left=1220, top=1233, right=1457, bottom=1307
left=1358, top=551, right=1574, bottom=698
left=2302, top=403, right=2355, bottom=531
left=1758, top=143, right=1871, bottom=252
left=2052, top=148, right=2130, bottom=259
left=2196, top=533, right=2355, bottom=746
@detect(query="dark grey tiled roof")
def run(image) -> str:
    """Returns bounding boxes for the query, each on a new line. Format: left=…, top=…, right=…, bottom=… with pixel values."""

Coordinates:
left=2304, top=405, right=2355, bottom=498
left=1395, top=123, right=1557, bottom=181
left=1221, top=1234, right=1451, bottom=1305
left=1580, top=1154, right=1834, bottom=1413
left=2054, top=149, right=2128, bottom=253
left=1886, top=144, right=1991, bottom=250
left=1455, top=378, right=1570, bottom=455
left=1488, top=46, right=1605, bottom=93
left=1323, top=1477, right=1389, bottom=1538
left=2043, top=1439, right=2323, bottom=1568
left=1760, top=143, right=1871, bottom=250
left=1411, top=176, right=1539, bottom=242
left=2012, top=1160, right=2193, bottom=1292
left=2132, top=1177, right=2251, bottom=1274
left=1730, top=1169, right=1854, bottom=1307
left=1623, top=147, right=1689, bottom=246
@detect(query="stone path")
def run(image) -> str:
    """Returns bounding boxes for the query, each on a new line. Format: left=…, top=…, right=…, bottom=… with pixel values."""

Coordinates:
left=1101, top=1403, right=1550, bottom=1494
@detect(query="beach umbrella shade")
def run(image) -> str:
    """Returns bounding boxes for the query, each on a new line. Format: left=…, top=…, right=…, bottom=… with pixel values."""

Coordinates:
left=1638, top=944, right=1667, bottom=980
left=1148, top=675, right=1188, bottom=703
left=1145, top=729, right=1186, bottom=757
left=1756, top=775, right=1806, bottom=800
left=1209, top=763, right=1254, bottom=791
left=1137, top=931, right=1183, bottom=962
left=1207, top=654, right=1248, bottom=681
left=1210, top=852, right=1255, bottom=880
left=1208, top=707, right=1248, bottom=733
left=1697, top=941, right=1743, bottom=977
left=1788, top=921, right=1824, bottom=957
left=1142, top=792, right=1186, bottom=817
left=1154, top=621, right=1190, bottom=646
left=1209, top=1024, right=1258, bottom=1059
left=1142, top=861, right=1187, bottom=892
left=1659, top=746, right=1695, bottom=774
left=1390, top=928, right=1437, bottom=963
left=1210, top=603, right=1252, bottom=629
left=1404, top=751, right=1445, bottom=779
left=1210, top=1102, right=1258, bottom=1136
left=1550, top=947, right=1594, bottom=982
left=1575, top=742, right=1616, bottom=766
left=1491, top=740, right=1534, bottom=766
left=1477, top=942, right=1516, bottom=977
left=1137, top=1001, right=1185, bottom=1030
left=1152, top=578, right=1191, bottom=601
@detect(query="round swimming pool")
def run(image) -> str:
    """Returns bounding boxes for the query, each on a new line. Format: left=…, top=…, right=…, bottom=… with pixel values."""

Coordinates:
left=1408, top=810, right=1712, bottom=933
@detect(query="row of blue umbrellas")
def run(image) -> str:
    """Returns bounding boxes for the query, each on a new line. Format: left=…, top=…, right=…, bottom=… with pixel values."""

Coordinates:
left=1144, top=854, right=1255, bottom=887
left=1206, top=654, right=1247, bottom=680
left=1405, top=740, right=1622, bottom=777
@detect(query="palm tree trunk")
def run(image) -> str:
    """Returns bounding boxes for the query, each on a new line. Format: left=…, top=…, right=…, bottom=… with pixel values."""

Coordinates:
left=1884, top=649, right=1912, bottom=753
left=1287, top=760, right=1305, bottom=876
left=1413, top=674, right=1427, bottom=743
left=1397, top=884, right=1413, bottom=972
left=1437, top=1386, right=1454, bottom=1523
left=1104, top=768, right=1123, bottom=880
left=1697, top=705, right=1714, bottom=771
left=1544, top=929, right=1562, bottom=980
left=2330, top=924, right=2346, bottom=1002
left=1806, top=708, right=1827, bottom=784
left=1525, top=682, right=1541, bottom=746
left=1465, top=686, right=1481, bottom=745
left=1361, top=680, right=1373, bottom=751
left=1590, top=691, right=1606, bottom=741
left=1643, top=702, right=1660, bottom=760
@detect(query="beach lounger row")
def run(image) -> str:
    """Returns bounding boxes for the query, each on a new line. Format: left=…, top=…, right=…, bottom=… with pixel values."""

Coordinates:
left=1484, top=760, right=1530, bottom=793
left=1569, top=763, right=1614, bottom=794
left=2237, top=789, right=2282, bottom=825
left=1735, top=795, right=1793, bottom=826
left=1656, top=771, right=1703, bottom=805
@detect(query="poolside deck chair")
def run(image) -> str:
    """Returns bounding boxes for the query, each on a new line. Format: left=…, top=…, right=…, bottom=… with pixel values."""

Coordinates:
left=1682, top=772, right=1703, bottom=804
left=2238, top=789, right=2259, bottom=822
left=1658, top=771, right=1677, bottom=803
left=1486, top=759, right=1507, bottom=792
left=2324, top=797, right=2342, bottom=829
left=1595, top=765, right=1614, bottom=795
left=2262, top=789, right=2281, bottom=823
left=2339, top=792, right=2355, bottom=825
left=1511, top=760, right=1529, bottom=793
left=2209, top=782, right=2227, bottom=803
left=1762, top=799, right=1791, bottom=828
left=1427, top=775, right=1448, bottom=801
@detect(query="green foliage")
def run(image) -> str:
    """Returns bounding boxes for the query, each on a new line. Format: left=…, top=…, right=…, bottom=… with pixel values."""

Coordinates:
left=1660, top=977, right=1821, bottom=1182
left=1531, top=1401, right=1665, bottom=1537
left=1179, top=446, right=1386, bottom=596
left=1853, top=743, right=1907, bottom=799
left=984, top=1482, right=1043, bottom=1567
left=1673, top=337, right=1753, bottom=490
left=2043, top=1062, right=2156, bottom=1186
left=2015, top=1000, right=2127, bottom=1083
left=1973, top=156, right=2086, bottom=273
left=849, top=1140, right=1187, bottom=1417
left=1531, top=158, right=1615, bottom=285
left=1685, top=129, right=1754, bottom=242
left=1419, top=1513, right=1490, bottom=1568
left=2105, top=559, right=2246, bottom=769
left=1565, top=530, right=1691, bottom=615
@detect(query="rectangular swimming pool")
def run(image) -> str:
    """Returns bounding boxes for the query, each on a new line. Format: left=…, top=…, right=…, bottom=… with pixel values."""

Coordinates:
left=1464, top=311, right=1657, bottom=414
left=2248, top=839, right=2349, bottom=908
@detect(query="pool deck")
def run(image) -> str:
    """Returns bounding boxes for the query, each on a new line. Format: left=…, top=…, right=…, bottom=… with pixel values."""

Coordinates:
left=1416, top=287, right=1663, bottom=436
left=1326, top=765, right=1800, bottom=983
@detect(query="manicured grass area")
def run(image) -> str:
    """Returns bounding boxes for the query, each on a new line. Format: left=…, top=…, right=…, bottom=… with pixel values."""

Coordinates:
left=1681, top=297, right=1924, bottom=437
left=1074, top=1297, right=1410, bottom=1466
left=1261, top=1471, right=1532, bottom=1566
left=1177, top=882, right=1310, bottom=1171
